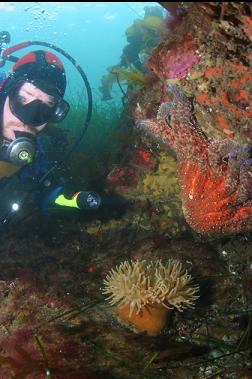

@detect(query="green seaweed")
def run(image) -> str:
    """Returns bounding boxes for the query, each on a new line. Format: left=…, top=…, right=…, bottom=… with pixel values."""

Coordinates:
left=34, top=335, right=51, bottom=378
left=110, top=66, right=150, bottom=87
left=143, top=351, right=160, bottom=372
left=35, top=299, right=103, bottom=331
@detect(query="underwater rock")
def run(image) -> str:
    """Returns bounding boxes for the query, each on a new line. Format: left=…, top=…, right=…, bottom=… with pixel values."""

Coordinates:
left=133, top=2, right=251, bottom=143
left=195, top=63, right=252, bottom=140
left=102, top=259, right=199, bottom=336
left=162, top=2, right=187, bottom=31
left=135, top=83, right=252, bottom=235
left=105, top=165, right=140, bottom=192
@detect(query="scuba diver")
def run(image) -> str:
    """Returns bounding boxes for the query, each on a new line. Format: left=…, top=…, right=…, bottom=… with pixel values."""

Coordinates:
left=0, top=31, right=131, bottom=232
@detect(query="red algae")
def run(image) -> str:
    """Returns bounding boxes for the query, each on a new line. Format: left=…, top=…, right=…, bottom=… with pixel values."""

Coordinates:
left=0, top=333, right=97, bottom=379
left=130, top=150, right=156, bottom=169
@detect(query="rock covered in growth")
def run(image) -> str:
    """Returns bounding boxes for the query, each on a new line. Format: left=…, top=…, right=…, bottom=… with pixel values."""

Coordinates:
left=130, top=2, right=252, bottom=235
left=135, top=83, right=252, bottom=235
left=133, top=2, right=251, bottom=140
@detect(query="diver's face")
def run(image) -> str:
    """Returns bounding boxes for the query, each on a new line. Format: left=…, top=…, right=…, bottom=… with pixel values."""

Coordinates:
left=18, top=82, right=55, bottom=106
left=2, top=82, right=55, bottom=141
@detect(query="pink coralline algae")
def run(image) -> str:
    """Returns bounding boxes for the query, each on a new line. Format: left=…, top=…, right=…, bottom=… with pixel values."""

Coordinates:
left=148, top=33, right=200, bottom=80
left=135, top=84, right=252, bottom=235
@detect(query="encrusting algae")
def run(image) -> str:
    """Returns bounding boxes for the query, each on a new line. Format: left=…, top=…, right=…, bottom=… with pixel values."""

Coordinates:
left=102, top=259, right=199, bottom=336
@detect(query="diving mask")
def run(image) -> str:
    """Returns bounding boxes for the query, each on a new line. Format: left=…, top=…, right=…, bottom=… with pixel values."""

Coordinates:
left=8, top=81, right=70, bottom=127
